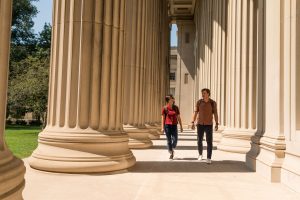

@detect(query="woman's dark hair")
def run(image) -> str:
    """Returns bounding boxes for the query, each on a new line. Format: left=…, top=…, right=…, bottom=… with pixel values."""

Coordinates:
left=201, top=88, right=211, bottom=96
left=165, top=94, right=174, bottom=103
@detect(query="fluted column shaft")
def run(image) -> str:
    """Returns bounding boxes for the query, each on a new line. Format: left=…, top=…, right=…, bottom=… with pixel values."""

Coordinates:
left=218, top=0, right=258, bottom=153
left=0, top=1, right=26, bottom=199
left=123, top=0, right=156, bottom=148
left=247, top=0, right=286, bottom=182
left=194, top=0, right=227, bottom=142
left=123, top=0, right=169, bottom=144
left=29, top=0, right=135, bottom=173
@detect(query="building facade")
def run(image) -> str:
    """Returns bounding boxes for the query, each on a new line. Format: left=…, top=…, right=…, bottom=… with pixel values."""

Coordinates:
left=1, top=0, right=300, bottom=199
left=169, top=47, right=177, bottom=96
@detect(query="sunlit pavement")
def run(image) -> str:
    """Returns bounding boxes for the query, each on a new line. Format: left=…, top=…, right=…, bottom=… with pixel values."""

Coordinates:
left=23, top=129, right=300, bottom=200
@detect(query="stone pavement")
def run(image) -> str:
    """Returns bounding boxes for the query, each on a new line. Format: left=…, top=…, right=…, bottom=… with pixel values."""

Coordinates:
left=23, top=129, right=300, bottom=200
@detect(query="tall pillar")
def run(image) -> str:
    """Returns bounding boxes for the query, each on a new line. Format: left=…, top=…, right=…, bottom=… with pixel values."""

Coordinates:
left=123, top=0, right=155, bottom=148
left=141, top=0, right=168, bottom=137
left=247, top=0, right=285, bottom=182
left=0, top=0, right=26, bottom=199
left=218, top=0, right=257, bottom=154
left=29, top=0, right=136, bottom=173
left=194, top=0, right=228, bottom=141
left=144, top=0, right=164, bottom=137
left=280, top=0, right=300, bottom=193
left=144, top=0, right=154, bottom=130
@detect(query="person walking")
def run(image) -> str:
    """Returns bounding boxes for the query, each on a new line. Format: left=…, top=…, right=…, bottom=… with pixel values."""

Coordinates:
left=161, top=95, right=183, bottom=160
left=191, top=88, right=219, bottom=164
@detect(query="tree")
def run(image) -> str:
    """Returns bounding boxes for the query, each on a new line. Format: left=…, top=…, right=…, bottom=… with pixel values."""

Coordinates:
left=37, top=23, right=52, bottom=50
left=11, top=0, right=38, bottom=45
left=7, top=3, right=52, bottom=125
left=8, top=54, right=50, bottom=123
left=10, top=0, right=38, bottom=70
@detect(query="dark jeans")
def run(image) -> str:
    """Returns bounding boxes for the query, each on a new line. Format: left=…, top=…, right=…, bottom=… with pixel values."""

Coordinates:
left=197, top=125, right=213, bottom=159
left=164, top=124, right=178, bottom=152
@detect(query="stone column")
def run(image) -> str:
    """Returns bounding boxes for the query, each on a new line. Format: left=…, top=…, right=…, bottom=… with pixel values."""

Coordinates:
left=123, top=0, right=155, bottom=148
left=29, top=0, right=136, bottom=173
left=280, top=0, right=300, bottom=193
left=143, top=0, right=162, bottom=138
left=0, top=0, right=26, bottom=199
left=247, top=0, right=285, bottom=182
left=193, top=0, right=227, bottom=140
left=218, top=0, right=257, bottom=153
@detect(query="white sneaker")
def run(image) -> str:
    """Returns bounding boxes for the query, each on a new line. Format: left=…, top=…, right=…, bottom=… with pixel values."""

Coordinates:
left=206, top=159, right=212, bottom=164
left=197, top=155, right=203, bottom=161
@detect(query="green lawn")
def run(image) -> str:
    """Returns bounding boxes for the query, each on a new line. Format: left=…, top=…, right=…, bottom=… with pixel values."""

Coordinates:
left=5, top=125, right=41, bottom=158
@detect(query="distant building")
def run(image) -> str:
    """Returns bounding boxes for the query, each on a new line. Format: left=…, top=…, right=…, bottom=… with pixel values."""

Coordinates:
left=169, top=47, right=177, bottom=96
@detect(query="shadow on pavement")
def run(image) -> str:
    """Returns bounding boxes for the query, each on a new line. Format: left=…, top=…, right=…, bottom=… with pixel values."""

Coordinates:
left=128, top=160, right=251, bottom=173
left=150, top=145, right=217, bottom=150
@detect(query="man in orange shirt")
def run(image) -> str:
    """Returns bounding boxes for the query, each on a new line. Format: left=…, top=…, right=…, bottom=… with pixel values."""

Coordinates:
left=191, top=88, right=219, bottom=164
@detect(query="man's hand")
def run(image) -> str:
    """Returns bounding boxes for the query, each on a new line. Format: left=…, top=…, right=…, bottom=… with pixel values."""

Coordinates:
left=215, top=124, right=219, bottom=131
left=191, top=122, right=195, bottom=130
left=180, top=127, right=183, bottom=133
left=161, top=128, right=164, bottom=133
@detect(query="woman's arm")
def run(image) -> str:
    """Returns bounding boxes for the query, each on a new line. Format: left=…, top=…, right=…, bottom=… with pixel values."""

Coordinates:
left=161, top=115, right=165, bottom=132
left=177, top=115, right=183, bottom=132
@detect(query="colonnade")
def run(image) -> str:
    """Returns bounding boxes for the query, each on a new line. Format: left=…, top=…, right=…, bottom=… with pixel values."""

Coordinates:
left=192, top=0, right=300, bottom=192
left=2, top=0, right=300, bottom=198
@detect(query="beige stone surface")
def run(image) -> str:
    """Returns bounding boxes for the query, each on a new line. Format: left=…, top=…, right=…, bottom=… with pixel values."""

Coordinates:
left=175, top=21, right=195, bottom=125
left=23, top=130, right=300, bottom=200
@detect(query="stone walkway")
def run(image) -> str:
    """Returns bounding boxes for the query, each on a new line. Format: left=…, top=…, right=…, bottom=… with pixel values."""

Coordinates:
left=23, top=130, right=300, bottom=200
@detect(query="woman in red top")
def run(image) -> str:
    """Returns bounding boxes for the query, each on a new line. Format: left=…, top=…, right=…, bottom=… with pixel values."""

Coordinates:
left=161, top=95, right=183, bottom=159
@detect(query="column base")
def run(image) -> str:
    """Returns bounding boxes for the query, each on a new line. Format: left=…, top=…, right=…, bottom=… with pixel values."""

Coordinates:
left=29, top=127, right=136, bottom=173
left=0, top=151, right=25, bottom=200
left=124, top=125, right=153, bottom=149
left=218, top=128, right=256, bottom=154
left=145, top=124, right=161, bottom=139
left=153, top=123, right=164, bottom=135
left=281, top=141, right=300, bottom=192
left=247, top=134, right=285, bottom=182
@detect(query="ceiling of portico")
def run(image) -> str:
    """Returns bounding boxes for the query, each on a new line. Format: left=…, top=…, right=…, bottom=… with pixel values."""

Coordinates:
left=168, top=0, right=196, bottom=21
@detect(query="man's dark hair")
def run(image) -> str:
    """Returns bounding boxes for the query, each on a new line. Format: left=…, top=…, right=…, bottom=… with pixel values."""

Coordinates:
left=201, top=88, right=211, bottom=96
left=165, top=94, right=174, bottom=103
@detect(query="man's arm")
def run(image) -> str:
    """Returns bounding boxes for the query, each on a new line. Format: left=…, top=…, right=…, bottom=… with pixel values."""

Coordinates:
left=191, top=101, right=199, bottom=130
left=213, top=101, right=219, bottom=131
left=192, top=111, right=198, bottom=123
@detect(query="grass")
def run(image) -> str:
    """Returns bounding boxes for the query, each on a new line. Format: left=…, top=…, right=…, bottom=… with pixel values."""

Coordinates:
left=5, top=125, right=41, bottom=158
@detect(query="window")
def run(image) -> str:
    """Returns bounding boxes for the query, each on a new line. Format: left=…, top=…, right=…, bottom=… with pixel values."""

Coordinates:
left=170, top=72, right=176, bottom=81
left=184, top=73, right=188, bottom=84
left=185, top=32, right=190, bottom=43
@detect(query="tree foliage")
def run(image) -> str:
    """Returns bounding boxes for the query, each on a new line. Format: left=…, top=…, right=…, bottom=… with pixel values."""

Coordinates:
left=8, top=0, right=51, bottom=124
left=12, top=0, right=38, bottom=45
left=8, top=52, right=49, bottom=121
